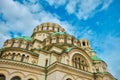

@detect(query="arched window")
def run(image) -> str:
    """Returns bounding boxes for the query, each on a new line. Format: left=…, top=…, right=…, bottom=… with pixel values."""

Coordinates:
left=66, top=78, right=72, bottom=80
left=45, top=59, right=48, bottom=66
left=26, top=43, right=29, bottom=50
left=11, top=76, right=21, bottom=80
left=28, top=78, right=34, bottom=80
left=11, top=41, right=15, bottom=47
left=18, top=41, right=22, bottom=48
left=11, top=53, right=15, bottom=60
left=21, top=54, right=25, bottom=62
left=82, top=41, right=86, bottom=46
left=72, top=54, right=89, bottom=71
left=0, top=74, right=5, bottom=80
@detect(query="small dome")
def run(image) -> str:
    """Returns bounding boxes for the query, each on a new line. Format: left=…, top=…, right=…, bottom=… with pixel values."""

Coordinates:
left=91, top=55, right=102, bottom=61
left=14, top=36, right=33, bottom=42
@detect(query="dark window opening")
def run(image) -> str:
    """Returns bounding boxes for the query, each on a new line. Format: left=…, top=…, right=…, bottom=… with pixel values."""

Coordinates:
left=11, top=76, right=21, bottom=80
left=45, top=59, right=48, bottom=66
left=21, top=54, right=25, bottom=62
left=26, top=43, right=29, bottom=50
left=0, top=74, right=5, bottom=80
left=11, top=53, right=15, bottom=60
left=83, top=42, right=86, bottom=46
left=66, top=78, right=72, bottom=80
left=11, top=41, right=15, bottom=47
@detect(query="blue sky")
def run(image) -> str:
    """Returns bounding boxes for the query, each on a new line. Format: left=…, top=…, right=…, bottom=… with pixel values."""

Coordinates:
left=0, top=0, right=120, bottom=79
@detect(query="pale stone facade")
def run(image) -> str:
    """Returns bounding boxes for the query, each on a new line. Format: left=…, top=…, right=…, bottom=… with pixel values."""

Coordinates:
left=0, top=22, right=115, bottom=80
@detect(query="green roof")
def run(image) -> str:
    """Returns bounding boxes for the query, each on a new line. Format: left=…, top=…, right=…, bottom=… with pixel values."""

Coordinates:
left=98, top=72, right=105, bottom=74
left=91, top=55, right=102, bottom=61
left=15, top=36, right=33, bottom=42
left=51, top=32, right=66, bottom=36
left=65, top=47, right=74, bottom=52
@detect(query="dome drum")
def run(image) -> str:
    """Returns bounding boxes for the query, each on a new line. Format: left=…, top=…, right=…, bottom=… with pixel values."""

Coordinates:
left=33, top=23, right=65, bottom=33
left=3, top=39, right=33, bottom=51
left=44, top=34, right=79, bottom=47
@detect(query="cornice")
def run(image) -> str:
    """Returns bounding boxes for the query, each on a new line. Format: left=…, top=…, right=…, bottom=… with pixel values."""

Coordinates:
left=1, top=47, right=39, bottom=57
left=0, top=59, right=45, bottom=74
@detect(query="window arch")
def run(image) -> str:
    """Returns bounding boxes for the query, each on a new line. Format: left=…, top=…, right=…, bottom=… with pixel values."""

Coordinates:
left=28, top=78, right=34, bottom=80
left=0, top=74, right=5, bottom=80
left=11, top=53, right=15, bottom=60
left=11, top=76, right=21, bottom=80
left=66, top=78, right=72, bottom=80
left=72, top=54, right=89, bottom=71
left=21, top=54, right=25, bottom=62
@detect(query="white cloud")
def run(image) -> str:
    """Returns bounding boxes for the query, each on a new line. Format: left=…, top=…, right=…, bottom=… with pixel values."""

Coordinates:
left=45, top=0, right=67, bottom=8
left=0, top=0, right=75, bottom=48
left=66, top=0, right=112, bottom=20
left=45, top=0, right=112, bottom=20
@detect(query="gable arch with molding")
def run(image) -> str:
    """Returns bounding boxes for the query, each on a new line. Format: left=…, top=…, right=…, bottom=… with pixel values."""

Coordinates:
left=9, top=71, right=25, bottom=80
left=68, top=48, right=93, bottom=72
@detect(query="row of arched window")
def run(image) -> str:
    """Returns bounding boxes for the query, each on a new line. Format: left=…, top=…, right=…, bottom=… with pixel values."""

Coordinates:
left=45, top=37, right=90, bottom=48
left=34, top=25, right=65, bottom=32
left=72, top=54, right=89, bottom=71
left=1, top=53, right=29, bottom=62
left=0, top=74, right=72, bottom=80
left=0, top=74, right=34, bottom=80
left=4, top=40, right=31, bottom=50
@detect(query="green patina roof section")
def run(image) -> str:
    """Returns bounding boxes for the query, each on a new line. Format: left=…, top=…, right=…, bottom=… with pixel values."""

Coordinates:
left=91, top=55, right=102, bottom=61
left=51, top=32, right=66, bottom=36
left=15, top=36, right=33, bottom=41
left=98, top=72, right=105, bottom=74
left=65, top=46, right=74, bottom=52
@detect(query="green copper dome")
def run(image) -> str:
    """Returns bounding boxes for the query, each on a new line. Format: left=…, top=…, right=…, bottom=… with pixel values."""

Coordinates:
left=91, top=55, right=102, bottom=61
left=15, top=36, right=33, bottom=42
left=51, top=32, right=66, bottom=36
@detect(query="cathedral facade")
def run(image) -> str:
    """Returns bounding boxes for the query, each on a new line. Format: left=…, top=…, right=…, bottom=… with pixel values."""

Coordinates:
left=0, top=22, right=115, bottom=80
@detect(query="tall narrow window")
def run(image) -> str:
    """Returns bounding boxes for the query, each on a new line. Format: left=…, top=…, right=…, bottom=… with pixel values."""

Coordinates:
left=64, top=37, right=67, bottom=44
left=11, top=53, right=15, bottom=60
left=11, top=76, right=21, bottom=80
left=83, top=41, right=86, bottom=46
left=71, top=38, right=73, bottom=45
left=0, top=74, right=5, bottom=80
left=26, top=43, right=29, bottom=50
left=52, top=26, right=54, bottom=31
left=58, top=28, right=59, bottom=32
left=11, top=41, right=15, bottom=47
left=21, top=54, right=25, bottom=62
left=45, top=59, right=48, bottom=66
left=41, top=26, right=43, bottom=30
left=18, top=41, right=22, bottom=48
left=56, top=37, right=59, bottom=43
left=78, top=58, right=81, bottom=69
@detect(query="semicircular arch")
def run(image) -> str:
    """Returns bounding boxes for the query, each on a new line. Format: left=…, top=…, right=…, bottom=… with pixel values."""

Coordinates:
left=25, top=74, right=38, bottom=80
left=62, top=74, right=75, bottom=80
left=68, top=48, right=93, bottom=72
left=10, top=71, right=25, bottom=80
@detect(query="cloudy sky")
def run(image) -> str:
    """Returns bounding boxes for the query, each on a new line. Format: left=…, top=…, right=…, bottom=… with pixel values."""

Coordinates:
left=0, top=0, right=120, bottom=79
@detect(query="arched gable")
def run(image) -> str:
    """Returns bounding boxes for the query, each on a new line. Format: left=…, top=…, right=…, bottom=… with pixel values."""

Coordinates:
left=68, top=48, right=93, bottom=72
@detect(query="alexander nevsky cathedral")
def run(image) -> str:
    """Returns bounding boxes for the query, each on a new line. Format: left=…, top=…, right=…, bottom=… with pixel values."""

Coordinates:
left=0, top=22, right=115, bottom=80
